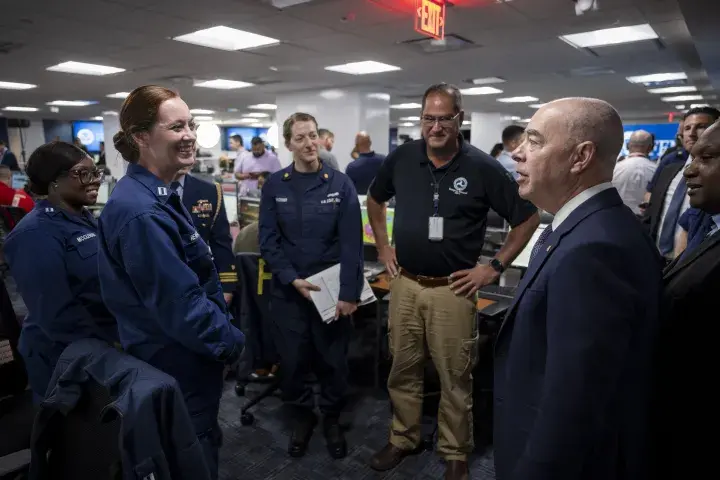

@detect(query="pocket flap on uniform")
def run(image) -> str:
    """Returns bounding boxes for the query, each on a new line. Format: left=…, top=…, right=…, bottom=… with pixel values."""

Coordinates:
left=69, top=232, right=99, bottom=259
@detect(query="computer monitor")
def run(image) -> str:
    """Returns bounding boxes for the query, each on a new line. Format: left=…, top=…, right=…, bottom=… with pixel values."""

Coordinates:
left=361, top=206, right=394, bottom=245
left=238, top=196, right=260, bottom=228
left=72, top=121, right=104, bottom=153
left=11, top=172, right=28, bottom=189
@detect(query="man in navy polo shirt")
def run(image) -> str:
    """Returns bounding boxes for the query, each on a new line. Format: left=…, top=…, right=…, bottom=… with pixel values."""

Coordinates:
left=345, top=132, right=385, bottom=195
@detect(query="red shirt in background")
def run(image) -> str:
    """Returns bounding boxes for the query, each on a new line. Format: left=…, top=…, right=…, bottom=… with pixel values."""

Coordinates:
left=0, top=182, right=34, bottom=214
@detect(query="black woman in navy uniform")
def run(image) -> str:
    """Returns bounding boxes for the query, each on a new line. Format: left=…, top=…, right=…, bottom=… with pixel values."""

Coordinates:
left=259, top=112, right=364, bottom=459
left=171, top=165, right=237, bottom=304
left=3, top=142, right=118, bottom=401
left=97, top=85, right=244, bottom=479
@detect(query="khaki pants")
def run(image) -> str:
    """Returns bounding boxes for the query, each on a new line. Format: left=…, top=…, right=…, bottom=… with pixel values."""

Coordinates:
left=387, top=274, right=479, bottom=461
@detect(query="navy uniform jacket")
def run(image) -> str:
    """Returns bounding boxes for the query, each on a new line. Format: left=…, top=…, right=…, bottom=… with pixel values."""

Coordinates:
left=180, top=174, right=237, bottom=294
left=345, top=151, right=386, bottom=195
left=32, top=338, right=211, bottom=480
left=97, top=163, right=243, bottom=367
left=3, top=199, right=119, bottom=397
left=494, top=188, right=663, bottom=480
left=258, top=162, right=363, bottom=302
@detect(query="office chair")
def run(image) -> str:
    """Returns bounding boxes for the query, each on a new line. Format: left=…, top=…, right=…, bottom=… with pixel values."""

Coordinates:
left=0, top=277, right=33, bottom=478
left=232, top=253, right=282, bottom=426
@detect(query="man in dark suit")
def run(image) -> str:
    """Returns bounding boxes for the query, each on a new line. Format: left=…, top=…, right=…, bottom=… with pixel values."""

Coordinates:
left=0, top=140, right=19, bottom=172
left=655, top=120, right=720, bottom=478
left=494, top=97, right=664, bottom=480
left=172, top=166, right=237, bottom=303
left=345, top=132, right=385, bottom=195
left=642, top=107, right=719, bottom=259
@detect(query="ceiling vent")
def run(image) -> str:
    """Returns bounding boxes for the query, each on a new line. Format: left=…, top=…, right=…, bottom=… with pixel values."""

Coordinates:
left=399, top=34, right=478, bottom=54
left=562, top=66, right=617, bottom=77
left=0, top=41, right=23, bottom=55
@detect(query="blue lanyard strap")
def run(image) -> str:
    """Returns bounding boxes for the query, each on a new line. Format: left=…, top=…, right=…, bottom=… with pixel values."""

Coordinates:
left=427, top=163, right=450, bottom=216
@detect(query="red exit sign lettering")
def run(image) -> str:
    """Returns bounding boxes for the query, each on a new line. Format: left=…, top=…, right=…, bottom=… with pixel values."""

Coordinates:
left=415, top=0, right=446, bottom=40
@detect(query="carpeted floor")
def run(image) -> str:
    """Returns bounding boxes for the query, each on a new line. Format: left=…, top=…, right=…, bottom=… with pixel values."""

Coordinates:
left=218, top=382, right=496, bottom=480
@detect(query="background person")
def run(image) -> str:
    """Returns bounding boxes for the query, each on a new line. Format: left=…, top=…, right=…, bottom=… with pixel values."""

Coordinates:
left=97, top=85, right=244, bottom=479
left=4, top=141, right=118, bottom=400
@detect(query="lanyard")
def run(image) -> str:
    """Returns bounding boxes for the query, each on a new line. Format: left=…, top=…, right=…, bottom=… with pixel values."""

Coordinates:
left=426, top=163, right=451, bottom=217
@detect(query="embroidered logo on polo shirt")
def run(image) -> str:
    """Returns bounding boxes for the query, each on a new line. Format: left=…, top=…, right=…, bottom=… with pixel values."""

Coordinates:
left=190, top=231, right=200, bottom=242
left=449, top=177, right=468, bottom=195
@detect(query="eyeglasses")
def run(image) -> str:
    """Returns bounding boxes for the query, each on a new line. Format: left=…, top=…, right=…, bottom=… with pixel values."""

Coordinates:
left=68, top=168, right=104, bottom=185
left=420, top=112, right=460, bottom=128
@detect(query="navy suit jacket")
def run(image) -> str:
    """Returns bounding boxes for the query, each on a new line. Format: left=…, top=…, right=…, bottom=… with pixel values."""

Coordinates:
left=494, top=188, right=664, bottom=480
left=181, top=174, right=237, bottom=293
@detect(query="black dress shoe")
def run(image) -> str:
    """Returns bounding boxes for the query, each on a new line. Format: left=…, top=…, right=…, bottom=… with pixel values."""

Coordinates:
left=323, top=415, right=347, bottom=459
left=288, top=410, right=317, bottom=458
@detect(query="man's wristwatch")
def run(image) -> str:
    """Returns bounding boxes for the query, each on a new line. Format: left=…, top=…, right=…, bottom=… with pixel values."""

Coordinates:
left=488, top=258, right=505, bottom=274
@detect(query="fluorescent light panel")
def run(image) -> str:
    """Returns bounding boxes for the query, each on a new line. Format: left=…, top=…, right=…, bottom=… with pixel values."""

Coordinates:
left=102, top=111, right=118, bottom=115
left=3, top=106, right=38, bottom=112
left=690, top=103, right=710, bottom=108
left=647, top=86, right=696, bottom=94
left=391, top=103, right=421, bottom=109
left=472, top=77, right=505, bottom=85
left=90, top=116, right=103, bottom=121
left=497, top=96, right=538, bottom=103
left=626, top=72, right=687, bottom=84
left=194, top=116, right=214, bottom=121
left=661, top=95, right=703, bottom=102
left=560, top=24, right=658, bottom=49
left=248, top=103, right=277, bottom=110
left=173, top=26, right=279, bottom=51
left=324, top=61, right=401, bottom=75
left=529, top=103, right=546, bottom=108
left=194, top=79, right=254, bottom=90
left=106, top=92, right=130, bottom=99
left=244, top=112, right=269, bottom=118
left=190, top=109, right=215, bottom=114
left=46, top=100, right=96, bottom=106
left=399, top=122, right=415, bottom=127
left=47, top=61, right=125, bottom=76
left=0, top=81, right=36, bottom=90
left=459, top=86, right=503, bottom=95
left=399, top=116, right=420, bottom=121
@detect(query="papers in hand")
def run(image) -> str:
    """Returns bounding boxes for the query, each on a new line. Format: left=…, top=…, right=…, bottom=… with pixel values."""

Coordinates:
left=306, top=264, right=377, bottom=323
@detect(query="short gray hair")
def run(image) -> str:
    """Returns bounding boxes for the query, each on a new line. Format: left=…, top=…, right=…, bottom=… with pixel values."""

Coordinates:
left=421, top=83, right=463, bottom=113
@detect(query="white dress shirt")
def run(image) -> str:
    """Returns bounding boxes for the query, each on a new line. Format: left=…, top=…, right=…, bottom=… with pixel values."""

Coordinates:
left=656, top=156, right=692, bottom=250
left=552, top=182, right=615, bottom=231
left=496, top=150, right=519, bottom=179
left=612, top=154, right=657, bottom=215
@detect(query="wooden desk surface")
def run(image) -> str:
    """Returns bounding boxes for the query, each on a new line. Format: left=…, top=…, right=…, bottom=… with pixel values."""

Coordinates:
left=369, top=273, right=496, bottom=310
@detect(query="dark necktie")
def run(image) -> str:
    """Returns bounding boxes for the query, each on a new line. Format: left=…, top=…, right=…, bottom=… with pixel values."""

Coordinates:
left=170, top=181, right=181, bottom=191
left=529, top=224, right=553, bottom=264
left=658, top=177, right=688, bottom=255
left=682, top=214, right=715, bottom=259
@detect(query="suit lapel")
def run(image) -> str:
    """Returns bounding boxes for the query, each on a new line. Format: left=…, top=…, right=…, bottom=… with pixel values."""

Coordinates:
left=664, top=231, right=720, bottom=280
left=497, top=189, right=624, bottom=342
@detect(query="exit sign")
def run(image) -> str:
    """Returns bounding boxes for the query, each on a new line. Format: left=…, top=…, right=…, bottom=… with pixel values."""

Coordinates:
left=415, top=0, right=446, bottom=40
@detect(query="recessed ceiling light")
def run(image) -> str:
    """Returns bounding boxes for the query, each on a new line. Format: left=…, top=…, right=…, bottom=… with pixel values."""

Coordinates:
left=237, top=118, right=260, bottom=124
left=459, top=86, right=503, bottom=95
left=497, top=96, right=538, bottom=103
left=559, top=24, right=658, bottom=49
left=324, top=61, right=401, bottom=75
left=391, top=103, right=422, bottom=109
left=520, top=118, right=532, bottom=123
left=47, top=61, right=125, bottom=76
left=626, top=72, right=687, bottom=84
left=689, top=103, right=710, bottom=109
left=661, top=95, right=703, bottom=102
left=2, top=106, right=38, bottom=112
left=248, top=122, right=264, bottom=127
left=244, top=112, right=269, bottom=118
left=399, top=116, right=420, bottom=121
left=0, top=81, right=36, bottom=90
left=528, top=103, right=546, bottom=108
left=102, top=111, right=118, bottom=116
left=462, top=120, right=471, bottom=125
left=367, top=93, right=391, bottom=101
left=194, top=79, right=254, bottom=90
left=46, top=100, right=97, bottom=106
left=189, top=109, right=215, bottom=114
left=106, top=92, right=130, bottom=99
left=647, top=86, right=697, bottom=94
left=248, top=103, right=277, bottom=110
left=194, top=116, right=214, bottom=121
left=471, top=77, right=505, bottom=85
left=502, top=115, right=522, bottom=121
left=674, top=105, right=686, bottom=110
left=173, top=26, right=279, bottom=51
left=399, top=122, right=415, bottom=127
left=90, top=116, right=103, bottom=121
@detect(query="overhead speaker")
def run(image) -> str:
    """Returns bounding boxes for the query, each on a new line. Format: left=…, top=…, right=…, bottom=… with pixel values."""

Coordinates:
left=7, top=119, right=30, bottom=128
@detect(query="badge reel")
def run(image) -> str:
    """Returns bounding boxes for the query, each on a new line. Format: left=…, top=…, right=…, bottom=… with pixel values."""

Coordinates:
left=428, top=191, right=443, bottom=241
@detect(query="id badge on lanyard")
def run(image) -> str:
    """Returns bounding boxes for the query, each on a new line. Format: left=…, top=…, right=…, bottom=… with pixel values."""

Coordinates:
left=428, top=165, right=448, bottom=242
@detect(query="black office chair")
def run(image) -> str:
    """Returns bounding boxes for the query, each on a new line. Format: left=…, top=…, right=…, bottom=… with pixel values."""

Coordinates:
left=232, top=253, right=282, bottom=426
left=0, top=277, right=34, bottom=479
